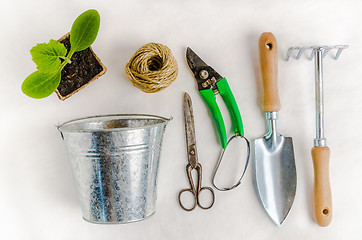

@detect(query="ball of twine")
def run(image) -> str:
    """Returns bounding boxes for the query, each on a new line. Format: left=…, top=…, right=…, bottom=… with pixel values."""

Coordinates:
left=125, top=43, right=178, bottom=93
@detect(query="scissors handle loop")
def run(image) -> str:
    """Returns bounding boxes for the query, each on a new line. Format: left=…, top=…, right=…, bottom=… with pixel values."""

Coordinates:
left=178, top=163, right=215, bottom=211
left=178, top=188, right=197, bottom=211
left=197, top=186, right=215, bottom=210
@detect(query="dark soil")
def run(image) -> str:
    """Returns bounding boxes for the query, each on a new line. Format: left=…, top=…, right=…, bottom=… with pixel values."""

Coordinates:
left=57, top=36, right=104, bottom=97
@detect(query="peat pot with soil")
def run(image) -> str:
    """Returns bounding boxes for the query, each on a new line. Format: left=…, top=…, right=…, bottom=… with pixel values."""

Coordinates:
left=56, top=33, right=106, bottom=100
left=21, top=9, right=106, bottom=100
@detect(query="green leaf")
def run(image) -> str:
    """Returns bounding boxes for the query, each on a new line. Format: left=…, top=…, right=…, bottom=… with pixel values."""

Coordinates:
left=70, top=9, right=100, bottom=52
left=30, top=39, right=67, bottom=72
left=22, top=70, right=62, bottom=99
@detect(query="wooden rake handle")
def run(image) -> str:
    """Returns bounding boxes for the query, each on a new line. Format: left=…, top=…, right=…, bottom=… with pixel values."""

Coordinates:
left=312, top=146, right=332, bottom=227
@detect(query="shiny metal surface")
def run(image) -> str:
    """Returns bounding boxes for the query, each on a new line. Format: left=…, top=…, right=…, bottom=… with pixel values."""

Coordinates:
left=314, top=49, right=326, bottom=147
left=286, top=45, right=348, bottom=61
left=254, top=112, right=296, bottom=226
left=286, top=45, right=348, bottom=147
left=58, top=114, right=170, bottom=224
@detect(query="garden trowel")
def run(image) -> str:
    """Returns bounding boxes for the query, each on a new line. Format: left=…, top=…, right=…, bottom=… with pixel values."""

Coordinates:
left=254, top=32, right=297, bottom=226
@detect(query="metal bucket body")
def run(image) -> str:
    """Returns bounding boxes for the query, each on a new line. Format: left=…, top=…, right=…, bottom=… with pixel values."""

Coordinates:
left=58, top=114, right=170, bottom=224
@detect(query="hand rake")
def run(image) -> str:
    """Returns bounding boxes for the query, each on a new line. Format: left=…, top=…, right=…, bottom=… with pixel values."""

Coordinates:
left=286, top=45, right=348, bottom=227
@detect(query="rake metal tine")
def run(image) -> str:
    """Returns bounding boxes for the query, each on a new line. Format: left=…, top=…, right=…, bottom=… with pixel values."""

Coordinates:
left=322, top=48, right=331, bottom=58
left=286, top=45, right=347, bottom=61
left=296, top=48, right=306, bottom=60
left=286, top=47, right=298, bottom=61
left=309, top=48, right=316, bottom=61
left=334, top=47, right=347, bottom=60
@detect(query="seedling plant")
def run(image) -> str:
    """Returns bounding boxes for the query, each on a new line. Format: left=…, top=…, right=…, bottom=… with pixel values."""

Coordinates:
left=22, top=9, right=100, bottom=99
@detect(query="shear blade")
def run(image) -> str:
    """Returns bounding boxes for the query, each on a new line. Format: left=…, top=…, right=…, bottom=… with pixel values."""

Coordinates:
left=186, top=47, right=208, bottom=72
left=186, top=47, right=223, bottom=91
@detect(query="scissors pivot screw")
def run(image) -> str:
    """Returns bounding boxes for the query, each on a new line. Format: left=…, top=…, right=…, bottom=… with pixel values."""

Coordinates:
left=199, top=70, right=209, bottom=80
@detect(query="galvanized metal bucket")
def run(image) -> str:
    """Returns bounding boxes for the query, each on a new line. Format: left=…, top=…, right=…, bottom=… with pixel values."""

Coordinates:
left=57, top=114, right=170, bottom=224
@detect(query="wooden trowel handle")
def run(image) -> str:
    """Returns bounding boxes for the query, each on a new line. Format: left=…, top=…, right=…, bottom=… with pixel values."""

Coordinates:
left=312, top=146, right=332, bottom=227
left=258, top=32, right=281, bottom=112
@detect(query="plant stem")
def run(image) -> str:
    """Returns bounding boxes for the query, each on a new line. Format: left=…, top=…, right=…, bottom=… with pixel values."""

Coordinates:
left=59, top=49, right=75, bottom=70
left=59, top=56, right=71, bottom=64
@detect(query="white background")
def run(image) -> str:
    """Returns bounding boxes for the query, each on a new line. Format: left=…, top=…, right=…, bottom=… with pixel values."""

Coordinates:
left=1, top=0, right=361, bottom=239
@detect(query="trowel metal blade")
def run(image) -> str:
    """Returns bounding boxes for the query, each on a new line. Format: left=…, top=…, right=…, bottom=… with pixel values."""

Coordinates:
left=254, top=136, right=296, bottom=226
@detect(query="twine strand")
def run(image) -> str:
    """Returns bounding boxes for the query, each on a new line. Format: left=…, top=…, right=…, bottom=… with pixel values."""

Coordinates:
left=125, top=43, right=178, bottom=93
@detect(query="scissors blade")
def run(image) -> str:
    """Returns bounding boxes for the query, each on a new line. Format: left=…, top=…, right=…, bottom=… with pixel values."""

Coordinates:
left=183, top=92, right=198, bottom=168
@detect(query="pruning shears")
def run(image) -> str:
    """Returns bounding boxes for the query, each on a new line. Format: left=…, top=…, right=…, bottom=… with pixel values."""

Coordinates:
left=186, top=47, right=250, bottom=191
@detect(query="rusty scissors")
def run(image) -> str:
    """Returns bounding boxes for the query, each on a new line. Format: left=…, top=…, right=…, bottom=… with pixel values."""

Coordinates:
left=178, top=92, right=215, bottom=211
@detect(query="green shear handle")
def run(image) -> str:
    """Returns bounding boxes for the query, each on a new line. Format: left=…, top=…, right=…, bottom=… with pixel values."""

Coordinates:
left=200, top=77, right=244, bottom=149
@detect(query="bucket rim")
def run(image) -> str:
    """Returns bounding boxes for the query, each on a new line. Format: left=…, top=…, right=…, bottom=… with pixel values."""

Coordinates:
left=57, top=114, right=171, bottom=133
